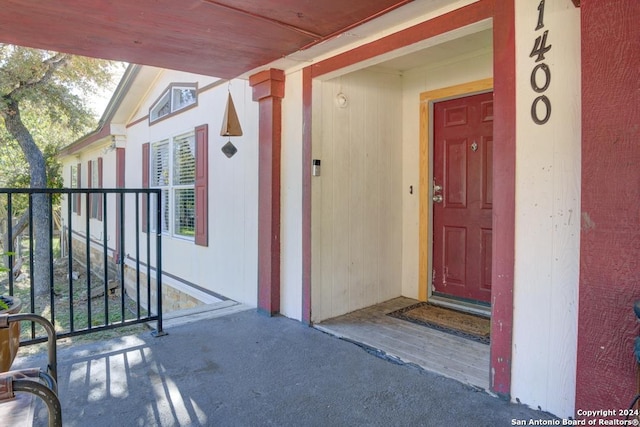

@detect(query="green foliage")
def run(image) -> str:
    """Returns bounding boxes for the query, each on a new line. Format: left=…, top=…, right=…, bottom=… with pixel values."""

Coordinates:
left=0, top=251, right=13, bottom=273
left=0, top=45, right=121, bottom=213
left=0, top=45, right=115, bottom=130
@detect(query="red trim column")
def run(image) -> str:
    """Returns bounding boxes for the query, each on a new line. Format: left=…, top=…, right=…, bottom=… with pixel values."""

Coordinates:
left=194, top=124, right=209, bottom=247
left=490, top=0, right=516, bottom=398
left=577, top=0, right=640, bottom=412
left=250, top=69, right=285, bottom=316
left=75, top=163, right=81, bottom=215
left=301, top=67, right=312, bottom=324
left=114, top=147, right=125, bottom=263
left=97, top=157, right=103, bottom=221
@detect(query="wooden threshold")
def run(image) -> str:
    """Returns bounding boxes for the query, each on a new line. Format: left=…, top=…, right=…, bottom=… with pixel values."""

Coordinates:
left=429, top=295, right=492, bottom=318
left=315, top=297, right=490, bottom=390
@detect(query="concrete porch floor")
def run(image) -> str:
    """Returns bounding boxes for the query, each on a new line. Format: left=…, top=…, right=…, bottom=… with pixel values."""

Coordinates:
left=12, top=301, right=555, bottom=426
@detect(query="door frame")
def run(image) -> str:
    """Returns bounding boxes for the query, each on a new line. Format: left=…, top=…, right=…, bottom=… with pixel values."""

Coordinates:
left=418, top=78, right=494, bottom=302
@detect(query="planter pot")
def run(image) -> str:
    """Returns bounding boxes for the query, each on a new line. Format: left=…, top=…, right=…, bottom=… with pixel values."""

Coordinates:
left=0, top=296, right=22, bottom=372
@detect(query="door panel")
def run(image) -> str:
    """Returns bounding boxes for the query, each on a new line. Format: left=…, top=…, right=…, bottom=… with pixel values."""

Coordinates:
left=432, top=92, right=493, bottom=304
left=444, top=138, right=468, bottom=208
left=482, top=136, right=493, bottom=209
left=443, top=226, right=466, bottom=287
left=481, top=228, right=492, bottom=292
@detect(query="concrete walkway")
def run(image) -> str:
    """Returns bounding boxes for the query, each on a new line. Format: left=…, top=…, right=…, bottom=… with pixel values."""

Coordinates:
left=14, top=304, right=556, bottom=427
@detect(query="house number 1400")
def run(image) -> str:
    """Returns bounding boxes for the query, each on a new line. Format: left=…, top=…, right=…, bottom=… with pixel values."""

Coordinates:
left=530, top=0, right=552, bottom=125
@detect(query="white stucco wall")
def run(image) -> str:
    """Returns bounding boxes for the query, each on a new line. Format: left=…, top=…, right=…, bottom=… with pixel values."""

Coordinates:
left=511, top=0, right=581, bottom=418
left=121, top=70, right=260, bottom=307
left=280, top=70, right=304, bottom=320
left=310, top=69, right=404, bottom=322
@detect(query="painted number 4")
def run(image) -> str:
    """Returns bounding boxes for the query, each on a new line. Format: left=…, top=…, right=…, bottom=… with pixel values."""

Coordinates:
left=530, top=30, right=552, bottom=63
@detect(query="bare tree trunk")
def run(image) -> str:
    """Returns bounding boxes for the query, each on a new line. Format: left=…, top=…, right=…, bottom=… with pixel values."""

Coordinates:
left=2, top=97, right=50, bottom=296
left=2, top=211, right=29, bottom=271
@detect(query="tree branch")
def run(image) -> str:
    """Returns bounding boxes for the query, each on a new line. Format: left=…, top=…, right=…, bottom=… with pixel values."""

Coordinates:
left=7, top=52, right=69, bottom=98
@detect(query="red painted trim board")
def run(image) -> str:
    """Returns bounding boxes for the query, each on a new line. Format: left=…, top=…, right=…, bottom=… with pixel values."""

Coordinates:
left=194, top=124, right=209, bottom=247
left=250, top=69, right=285, bottom=316
left=310, top=0, right=493, bottom=78
left=97, top=157, right=103, bottom=221
left=301, top=67, right=313, bottom=324
left=114, top=148, right=125, bottom=262
left=489, top=0, right=515, bottom=398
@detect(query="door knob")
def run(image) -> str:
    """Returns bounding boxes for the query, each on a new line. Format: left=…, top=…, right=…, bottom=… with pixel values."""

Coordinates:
left=432, top=195, right=443, bottom=203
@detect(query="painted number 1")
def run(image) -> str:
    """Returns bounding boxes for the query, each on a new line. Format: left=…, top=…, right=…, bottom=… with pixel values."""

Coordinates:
left=536, top=0, right=545, bottom=30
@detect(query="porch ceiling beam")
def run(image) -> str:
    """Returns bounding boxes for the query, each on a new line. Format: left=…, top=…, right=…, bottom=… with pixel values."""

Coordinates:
left=0, top=0, right=416, bottom=79
left=200, top=0, right=324, bottom=39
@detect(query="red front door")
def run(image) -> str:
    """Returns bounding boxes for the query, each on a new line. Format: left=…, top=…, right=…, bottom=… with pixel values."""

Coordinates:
left=432, top=92, right=493, bottom=304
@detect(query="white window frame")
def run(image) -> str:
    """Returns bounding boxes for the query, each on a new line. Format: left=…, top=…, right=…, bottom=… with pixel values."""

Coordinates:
left=149, top=131, right=196, bottom=240
left=149, top=84, right=197, bottom=123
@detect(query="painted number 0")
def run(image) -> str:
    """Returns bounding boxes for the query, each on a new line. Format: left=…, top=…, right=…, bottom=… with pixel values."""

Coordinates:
left=531, top=95, right=551, bottom=125
left=530, top=63, right=550, bottom=93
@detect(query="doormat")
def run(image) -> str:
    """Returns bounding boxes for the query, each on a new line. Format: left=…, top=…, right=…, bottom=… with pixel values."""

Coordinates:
left=387, top=302, right=490, bottom=344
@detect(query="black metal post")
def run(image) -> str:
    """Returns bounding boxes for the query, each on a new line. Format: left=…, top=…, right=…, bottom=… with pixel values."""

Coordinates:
left=7, top=193, right=13, bottom=296
left=152, top=189, right=166, bottom=337
left=67, top=192, right=74, bottom=332
left=85, top=193, right=91, bottom=329
left=103, top=193, right=109, bottom=325
left=48, top=194, right=55, bottom=325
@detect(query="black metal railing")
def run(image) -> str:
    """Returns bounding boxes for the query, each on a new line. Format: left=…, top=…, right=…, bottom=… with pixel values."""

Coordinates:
left=0, top=188, right=164, bottom=345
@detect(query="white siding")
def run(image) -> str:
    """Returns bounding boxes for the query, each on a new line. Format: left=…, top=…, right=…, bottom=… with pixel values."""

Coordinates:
left=311, top=69, right=403, bottom=322
left=60, top=144, right=118, bottom=257
left=511, top=0, right=581, bottom=418
left=123, top=70, right=259, bottom=307
left=280, top=70, right=304, bottom=320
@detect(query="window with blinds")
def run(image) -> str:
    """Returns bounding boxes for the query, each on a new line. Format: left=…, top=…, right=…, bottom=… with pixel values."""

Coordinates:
left=173, top=135, right=195, bottom=185
left=151, top=141, right=170, bottom=187
left=150, top=132, right=196, bottom=238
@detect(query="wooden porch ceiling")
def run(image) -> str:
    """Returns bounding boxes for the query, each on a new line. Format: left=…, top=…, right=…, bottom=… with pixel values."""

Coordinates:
left=0, top=0, right=413, bottom=79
